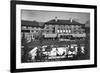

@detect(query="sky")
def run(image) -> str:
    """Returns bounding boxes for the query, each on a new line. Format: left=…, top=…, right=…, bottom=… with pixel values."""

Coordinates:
left=21, top=10, right=90, bottom=24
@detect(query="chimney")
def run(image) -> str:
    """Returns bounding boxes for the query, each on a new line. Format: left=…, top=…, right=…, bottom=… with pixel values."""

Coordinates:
left=70, top=18, right=73, bottom=23
left=55, top=16, right=58, bottom=22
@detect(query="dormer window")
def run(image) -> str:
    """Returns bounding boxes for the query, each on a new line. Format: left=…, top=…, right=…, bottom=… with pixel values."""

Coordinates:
left=55, top=16, right=58, bottom=22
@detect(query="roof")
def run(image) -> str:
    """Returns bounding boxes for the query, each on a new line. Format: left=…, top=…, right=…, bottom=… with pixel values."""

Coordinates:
left=21, top=20, right=43, bottom=28
left=44, top=19, right=84, bottom=25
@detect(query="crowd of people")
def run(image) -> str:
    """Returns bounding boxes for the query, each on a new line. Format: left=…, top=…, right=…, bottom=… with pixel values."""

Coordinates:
left=26, top=44, right=86, bottom=62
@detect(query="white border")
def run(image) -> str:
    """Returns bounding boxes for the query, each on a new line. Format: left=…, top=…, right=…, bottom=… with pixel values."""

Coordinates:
left=16, top=4, right=94, bottom=69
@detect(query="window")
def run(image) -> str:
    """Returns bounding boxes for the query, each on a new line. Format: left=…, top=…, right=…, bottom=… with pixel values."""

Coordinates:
left=22, top=26, right=26, bottom=29
left=63, top=30, right=65, bottom=33
left=69, top=30, right=71, bottom=33
left=66, top=30, right=68, bottom=33
left=57, top=30, right=59, bottom=33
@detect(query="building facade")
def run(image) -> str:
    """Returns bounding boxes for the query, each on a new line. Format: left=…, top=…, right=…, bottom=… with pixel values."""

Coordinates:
left=21, top=17, right=86, bottom=42
left=43, top=17, right=86, bottom=39
left=21, top=20, right=43, bottom=42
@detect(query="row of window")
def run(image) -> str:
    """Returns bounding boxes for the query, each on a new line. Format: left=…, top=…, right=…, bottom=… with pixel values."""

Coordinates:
left=45, top=24, right=82, bottom=28
left=22, top=24, right=83, bottom=30
left=57, top=30, right=71, bottom=33
left=57, top=29, right=85, bottom=33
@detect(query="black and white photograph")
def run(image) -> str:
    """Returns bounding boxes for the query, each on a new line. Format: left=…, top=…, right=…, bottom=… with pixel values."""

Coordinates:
left=11, top=1, right=97, bottom=72
left=21, top=10, right=90, bottom=63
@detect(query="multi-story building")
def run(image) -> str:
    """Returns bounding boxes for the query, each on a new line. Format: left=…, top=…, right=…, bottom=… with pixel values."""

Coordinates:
left=21, top=20, right=43, bottom=42
left=21, top=17, right=86, bottom=42
left=43, top=17, right=86, bottom=39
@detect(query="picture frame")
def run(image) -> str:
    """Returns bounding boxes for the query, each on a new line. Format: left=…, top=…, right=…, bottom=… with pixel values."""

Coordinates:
left=11, top=0, right=97, bottom=72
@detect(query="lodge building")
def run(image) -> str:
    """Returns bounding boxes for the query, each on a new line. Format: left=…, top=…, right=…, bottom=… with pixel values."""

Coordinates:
left=21, top=17, right=86, bottom=42
left=43, top=17, right=86, bottom=39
